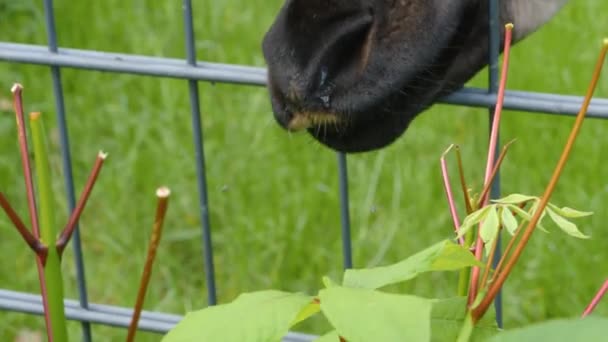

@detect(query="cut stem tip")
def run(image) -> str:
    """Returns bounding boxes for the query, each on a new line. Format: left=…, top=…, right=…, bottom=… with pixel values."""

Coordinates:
left=156, top=187, right=171, bottom=198
left=98, top=151, right=109, bottom=160
left=505, top=23, right=514, bottom=30
left=11, top=83, right=23, bottom=93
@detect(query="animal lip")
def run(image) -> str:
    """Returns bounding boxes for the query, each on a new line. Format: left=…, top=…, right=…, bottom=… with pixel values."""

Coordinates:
left=287, top=112, right=341, bottom=131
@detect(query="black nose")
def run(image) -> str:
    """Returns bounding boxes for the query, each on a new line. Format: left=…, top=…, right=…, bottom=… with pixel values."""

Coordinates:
left=263, top=0, right=375, bottom=110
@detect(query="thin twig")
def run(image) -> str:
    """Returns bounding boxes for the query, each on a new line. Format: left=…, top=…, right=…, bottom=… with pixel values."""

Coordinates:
left=473, top=39, right=608, bottom=322
left=56, top=151, right=107, bottom=256
left=11, top=84, right=41, bottom=238
left=454, top=147, right=473, bottom=214
left=126, top=187, right=171, bottom=342
left=582, top=279, right=608, bottom=317
left=479, top=234, right=501, bottom=289
left=469, top=24, right=514, bottom=306
left=490, top=218, right=526, bottom=280
left=12, top=84, right=54, bottom=341
left=441, top=145, right=465, bottom=245
left=0, top=192, right=46, bottom=255
left=476, top=139, right=516, bottom=209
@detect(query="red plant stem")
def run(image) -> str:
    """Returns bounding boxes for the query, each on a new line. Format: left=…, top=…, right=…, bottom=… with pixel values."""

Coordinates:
left=11, top=84, right=41, bottom=238
left=440, top=145, right=464, bottom=245
left=490, top=218, right=526, bottom=279
left=126, top=187, right=171, bottom=342
left=479, top=235, right=500, bottom=289
left=56, top=151, right=107, bottom=256
left=11, top=84, right=53, bottom=341
left=582, top=279, right=608, bottom=317
left=473, top=41, right=608, bottom=322
left=469, top=24, right=514, bottom=306
left=0, top=192, right=46, bottom=255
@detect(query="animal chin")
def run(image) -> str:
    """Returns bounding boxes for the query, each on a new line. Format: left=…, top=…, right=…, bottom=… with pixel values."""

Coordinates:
left=287, top=112, right=341, bottom=131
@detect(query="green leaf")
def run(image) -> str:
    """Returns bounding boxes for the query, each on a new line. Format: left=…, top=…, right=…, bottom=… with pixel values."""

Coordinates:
left=431, top=297, right=499, bottom=342
left=323, top=276, right=339, bottom=288
left=547, top=203, right=593, bottom=218
left=492, top=194, right=537, bottom=204
left=291, top=300, right=321, bottom=326
left=457, top=205, right=493, bottom=239
left=343, top=240, right=483, bottom=290
left=314, top=331, right=341, bottom=342
left=489, top=317, right=608, bottom=341
left=508, top=204, right=549, bottom=233
left=319, top=286, right=432, bottom=342
left=529, top=201, right=550, bottom=233
left=546, top=207, right=590, bottom=239
left=163, top=290, right=314, bottom=342
left=500, top=207, right=519, bottom=235
left=480, top=205, right=499, bottom=244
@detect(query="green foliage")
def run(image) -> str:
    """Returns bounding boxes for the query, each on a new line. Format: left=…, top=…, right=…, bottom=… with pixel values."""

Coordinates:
left=342, top=240, right=483, bottom=290
left=2, top=1, right=608, bottom=341
left=431, top=297, right=498, bottom=342
left=163, top=241, right=491, bottom=342
left=488, top=317, right=608, bottom=341
left=162, top=291, right=315, bottom=342
left=458, top=194, right=592, bottom=247
left=320, top=287, right=432, bottom=342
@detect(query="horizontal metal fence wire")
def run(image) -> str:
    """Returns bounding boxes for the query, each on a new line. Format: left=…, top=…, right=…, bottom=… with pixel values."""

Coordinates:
left=1, top=0, right=608, bottom=341
left=3, top=42, right=608, bottom=117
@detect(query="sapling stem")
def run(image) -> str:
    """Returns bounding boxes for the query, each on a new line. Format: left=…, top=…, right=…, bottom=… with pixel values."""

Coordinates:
left=440, top=145, right=464, bottom=245
left=57, top=151, right=108, bottom=256
left=469, top=23, right=514, bottom=306
left=30, top=111, right=69, bottom=342
left=476, top=140, right=516, bottom=209
left=11, top=84, right=41, bottom=238
left=126, top=187, right=171, bottom=342
left=582, top=279, right=608, bottom=317
left=0, top=192, right=46, bottom=254
left=453, top=147, right=474, bottom=215
left=472, top=39, right=608, bottom=322
left=11, top=84, right=53, bottom=340
left=479, top=235, right=500, bottom=289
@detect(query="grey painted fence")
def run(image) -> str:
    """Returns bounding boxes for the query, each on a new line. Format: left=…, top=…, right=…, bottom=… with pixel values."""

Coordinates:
left=1, top=0, right=607, bottom=341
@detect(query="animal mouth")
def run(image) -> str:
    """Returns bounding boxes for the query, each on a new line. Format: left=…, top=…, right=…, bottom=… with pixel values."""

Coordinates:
left=287, top=111, right=342, bottom=131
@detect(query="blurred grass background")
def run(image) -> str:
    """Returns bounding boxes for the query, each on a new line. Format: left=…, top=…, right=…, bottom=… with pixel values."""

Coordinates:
left=0, top=0, right=607, bottom=340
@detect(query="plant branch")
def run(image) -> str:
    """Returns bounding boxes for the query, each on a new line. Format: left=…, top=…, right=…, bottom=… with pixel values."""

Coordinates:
left=479, top=234, right=500, bottom=289
left=582, top=279, right=608, bottom=317
left=454, top=147, right=474, bottom=214
left=11, top=84, right=41, bottom=238
left=57, top=151, right=107, bottom=256
left=0, top=192, right=46, bottom=255
left=473, top=39, right=608, bottom=322
left=441, top=145, right=464, bottom=245
left=127, top=187, right=171, bottom=342
left=30, top=111, right=69, bottom=342
left=469, top=23, right=514, bottom=306
left=12, top=85, right=54, bottom=341
left=476, top=139, right=516, bottom=209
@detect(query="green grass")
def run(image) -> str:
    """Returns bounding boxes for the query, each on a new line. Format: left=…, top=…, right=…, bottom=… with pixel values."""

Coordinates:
left=1, top=1, right=607, bottom=341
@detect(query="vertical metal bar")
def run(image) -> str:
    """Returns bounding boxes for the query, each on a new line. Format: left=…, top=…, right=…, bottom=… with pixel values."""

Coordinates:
left=182, top=0, right=217, bottom=305
left=488, top=0, right=503, bottom=328
left=337, top=152, right=353, bottom=269
left=42, top=0, right=93, bottom=340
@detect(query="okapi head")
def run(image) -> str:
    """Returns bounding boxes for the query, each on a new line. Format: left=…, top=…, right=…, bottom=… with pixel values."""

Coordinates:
left=262, top=0, right=568, bottom=153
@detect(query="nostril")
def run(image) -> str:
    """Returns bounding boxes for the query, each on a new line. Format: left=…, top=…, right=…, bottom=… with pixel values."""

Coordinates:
left=312, top=13, right=374, bottom=95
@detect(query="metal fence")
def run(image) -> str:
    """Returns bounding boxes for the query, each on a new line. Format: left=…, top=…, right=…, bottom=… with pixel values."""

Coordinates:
left=1, top=0, right=608, bottom=341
